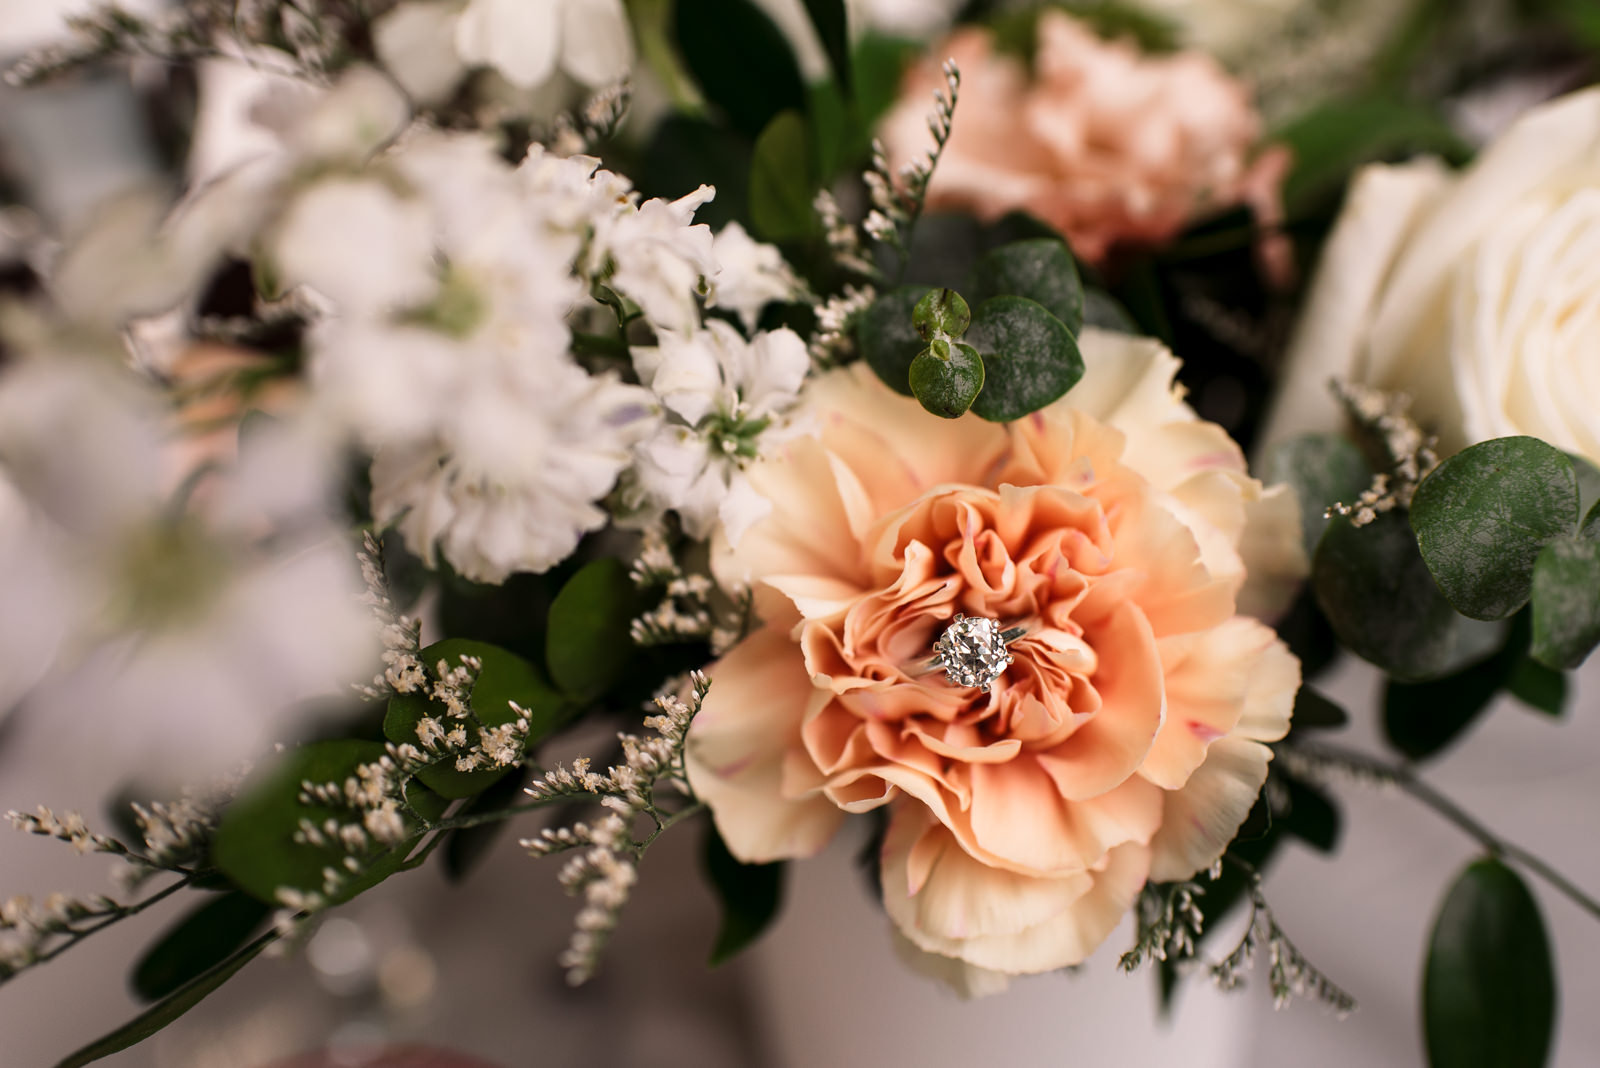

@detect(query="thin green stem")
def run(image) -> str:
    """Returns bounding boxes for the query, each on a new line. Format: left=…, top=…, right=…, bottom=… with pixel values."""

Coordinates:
left=1282, top=741, right=1600, bottom=924
left=1, top=875, right=195, bottom=983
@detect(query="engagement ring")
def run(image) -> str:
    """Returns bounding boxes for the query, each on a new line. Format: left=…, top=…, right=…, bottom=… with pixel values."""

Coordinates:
left=914, top=614, right=1027, bottom=691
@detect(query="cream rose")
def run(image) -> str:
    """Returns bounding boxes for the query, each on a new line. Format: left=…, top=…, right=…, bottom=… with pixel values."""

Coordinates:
left=1262, top=87, right=1600, bottom=464
left=686, top=329, right=1306, bottom=989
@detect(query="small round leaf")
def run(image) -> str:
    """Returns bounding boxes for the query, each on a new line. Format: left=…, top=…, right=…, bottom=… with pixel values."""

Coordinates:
left=1529, top=536, right=1600, bottom=669
left=858, top=286, right=928, bottom=397
left=909, top=340, right=984, bottom=419
left=1262, top=433, right=1372, bottom=559
left=964, top=295, right=1084, bottom=423
left=1313, top=511, right=1502, bottom=681
left=912, top=287, right=971, bottom=340
left=966, top=237, right=1083, bottom=333
left=1424, top=858, right=1556, bottom=1068
left=1411, top=437, right=1579, bottom=621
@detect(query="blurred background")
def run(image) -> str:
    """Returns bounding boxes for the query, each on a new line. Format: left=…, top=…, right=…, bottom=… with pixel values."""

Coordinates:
left=2, top=1, right=1599, bottom=1065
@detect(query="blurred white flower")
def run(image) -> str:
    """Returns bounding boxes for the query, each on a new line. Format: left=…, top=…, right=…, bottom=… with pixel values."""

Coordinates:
left=0, top=356, right=374, bottom=773
left=846, top=0, right=963, bottom=39
left=454, top=0, right=634, bottom=90
left=373, top=0, right=471, bottom=107
left=371, top=359, right=653, bottom=581
left=627, top=322, right=808, bottom=541
left=708, top=221, right=798, bottom=333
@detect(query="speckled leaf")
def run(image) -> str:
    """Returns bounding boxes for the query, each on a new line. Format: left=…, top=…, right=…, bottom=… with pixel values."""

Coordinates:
left=966, top=238, right=1083, bottom=333
left=1314, top=511, right=1502, bottom=681
left=1582, top=498, right=1600, bottom=542
left=1424, top=858, right=1556, bottom=1068
left=1411, top=437, right=1579, bottom=621
left=1082, top=288, right=1137, bottom=333
left=1262, top=433, right=1373, bottom=559
left=858, top=286, right=929, bottom=397
left=909, top=340, right=984, bottom=419
left=964, top=295, right=1084, bottom=423
left=1529, top=537, right=1600, bottom=669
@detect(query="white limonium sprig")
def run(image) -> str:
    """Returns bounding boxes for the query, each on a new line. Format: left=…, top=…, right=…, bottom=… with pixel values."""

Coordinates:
left=521, top=672, right=710, bottom=984
left=867, top=59, right=960, bottom=257
left=1120, top=878, right=1211, bottom=972
left=627, top=526, right=751, bottom=650
left=1325, top=380, right=1441, bottom=527
left=809, top=283, right=879, bottom=367
left=354, top=532, right=425, bottom=699
left=1212, top=879, right=1359, bottom=1017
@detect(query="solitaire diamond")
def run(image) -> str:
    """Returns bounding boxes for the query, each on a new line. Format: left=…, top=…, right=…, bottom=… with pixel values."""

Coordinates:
left=932, top=614, right=1014, bottom=691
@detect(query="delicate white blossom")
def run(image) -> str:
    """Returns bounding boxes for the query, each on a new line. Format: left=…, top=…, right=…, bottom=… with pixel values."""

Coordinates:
left=626, top=321, right=808, bottom=541
left=708, top=221, right=799, bottom=332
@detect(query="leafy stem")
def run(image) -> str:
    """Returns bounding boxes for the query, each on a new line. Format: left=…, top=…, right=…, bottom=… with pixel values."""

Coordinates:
left=1278, top=740, right=1600, bottom=923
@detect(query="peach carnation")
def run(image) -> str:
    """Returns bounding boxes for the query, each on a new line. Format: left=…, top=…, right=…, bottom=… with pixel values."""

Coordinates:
left=686, top=327, right=1306, bottom=989
left=881, top=12, right=1288, bottom=267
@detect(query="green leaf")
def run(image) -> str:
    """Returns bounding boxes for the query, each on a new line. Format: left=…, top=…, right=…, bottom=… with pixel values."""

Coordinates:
left=858, top=285, right=928, bottom=396
left=1262, top=433, right=1373, bottom=560
left=1582, top=498, right=1600, bottom=542
left=443, top=766, right=534, bottom=883
left=704, top=823, right=786, bottom=966
left=546, top=558, right=641, bottom=702
left=964, top=296, right=1085, bottom=423
left=909, top=340, right=985, bottom=419
left=1274, top=94, right=1471, bottom=214
left=637, top=116, right=752, bottom=231
left=749, top=110, right=815, bottom=242
left=211, top=740, right=423, bottom=905
left=1384, top=635, right=1508, bottom=761
left=131, top=891, right=271, bottom=1002
left=1290, top=686, right=1349, bottom=732
left=384, top=638, right=563, bottom=800
left=1529, top=536, right=1600, bottom=669
left=56, top=931, right=277, bottom=1067
left=912, top=287, right=971, bottom=340
left=1567, top=453, right=1600, bottom=526
left=1423, top=858, right=1556, bottom=1068
left=1278, top=776, right=1341, bottom=853
left=1506, top=656, right=1568, bottom=717
left=965, top=238, right=1084, bottom=334
left=1412, top=437, right=1580, bottom=621
left=1081, top=288, right=1137, bottom=333
left=800, top=0, right=852, bottom=95
left=1313, top=511, right=1502, bottom=681
left=674, top=0, right=807, bottom=139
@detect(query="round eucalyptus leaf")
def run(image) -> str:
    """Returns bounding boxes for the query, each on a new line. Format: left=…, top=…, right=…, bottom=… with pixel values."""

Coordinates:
left=909, top=340, right=984, bottom=419
left=1313, top=511, right=1499, bottom=681
left=1529, top=536, right=1600, bottom=670
left=966, top=237, right=1083, bottom=333
left=1424, top=858, right=1556, bottom=1068
left=912, top=287, right=971, bottom=340
left=964, top=295, right=1084, bottom=423
left=1261, top=433, right=1372, bottom=559
left=858, top=285, right=929, bottom=397
left=1411, top=437, right=1579, bottom=621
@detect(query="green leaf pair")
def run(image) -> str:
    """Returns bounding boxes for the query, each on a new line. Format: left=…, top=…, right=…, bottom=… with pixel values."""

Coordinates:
left=859, top=238, right=1086, bottom=421
left=1410, top=438, right=1600, bottom=669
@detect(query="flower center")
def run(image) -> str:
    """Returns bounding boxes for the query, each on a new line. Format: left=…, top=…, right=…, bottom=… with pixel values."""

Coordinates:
left=932, top=614, right=1014, bottom=691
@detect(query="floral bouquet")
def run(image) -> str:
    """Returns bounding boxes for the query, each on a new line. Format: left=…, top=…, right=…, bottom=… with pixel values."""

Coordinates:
left=1, top=0, right=1597, bottom=1065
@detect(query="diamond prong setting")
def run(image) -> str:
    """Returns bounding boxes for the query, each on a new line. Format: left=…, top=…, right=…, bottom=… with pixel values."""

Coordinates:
left=932, top=614, right=1015, bottom=691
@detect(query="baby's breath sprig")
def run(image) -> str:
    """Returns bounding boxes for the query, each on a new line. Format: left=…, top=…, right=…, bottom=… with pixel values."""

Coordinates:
left=808, top=283, right=878, bottom=368
left=1211, top=873, right=1358, bottom=1017
left=865, top=60, right=960, bottom=261
left=354, top=531, right=426, bottom=699
left=1120, top=876, right=1211, bottom=973
left=628, top=528, right=752, bottom=653
left=521, top=673, right=710, bottom=984
left=1325, top=380, right=1441, bottom=527
left=0, top=774, right=243, bottom=984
